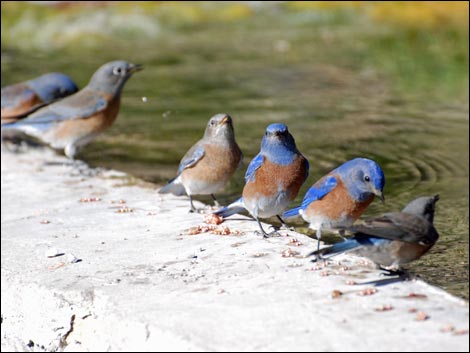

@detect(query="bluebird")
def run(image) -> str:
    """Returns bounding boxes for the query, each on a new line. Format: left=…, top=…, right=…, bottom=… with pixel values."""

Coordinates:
left=159, top=113, right=243, bottom=212
left=310, top=195, right=440, bottom=272
left=1, top=72, right=78, bottom=124
left=283, top=158, right=385, bottom=253
left=2, top=61, right=142, bottom=160
left=215, top=123, right=309, bottom=237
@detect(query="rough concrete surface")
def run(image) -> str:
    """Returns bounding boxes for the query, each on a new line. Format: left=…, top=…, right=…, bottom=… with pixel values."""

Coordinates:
left=1, top=148, right=469, bottom=352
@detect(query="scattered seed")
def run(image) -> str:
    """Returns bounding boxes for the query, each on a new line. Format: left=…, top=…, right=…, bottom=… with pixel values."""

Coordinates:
left=212, top=226, right=232, bottom=235
left=79, top=197, right=101, bottom=203
left=115, top=207, right=133, bottom=213
left=408, top=308, right=418, bottom=313
left=358, top=288, right=377, bottom=296
left=217, top=289, right=225, bottom=294
left=185, top=225, right=242, bottom=236
left=287, top=263, right=303, bottom=268
left=287, top=238, right=303, bottom=246
left=339, top=266, right=351, bottom=271
left=203, top=214, right=224, bottom=225
left=320, top=271, right=330, bottom=277
left=453, top=329, right=469, bottom=336
left=48, top=262, right=65, bottom=270
left=40, top=219, right=50, bottom=224
left=440, top=324, right=455, bottom=333
left=416, top=311, right=429, bottom=321
left=375, top=305, right=394, bottom=312
left=331, top=290, right=343, bottom=299
left=110, top=199, right=126, bottom=204
left=253, top=252, right=268, bottom=257
left=346, top=280, right=357, bottom=285
left=281, top=248, right=300, bottom=258
left=407, top=293, right=428, bottom=299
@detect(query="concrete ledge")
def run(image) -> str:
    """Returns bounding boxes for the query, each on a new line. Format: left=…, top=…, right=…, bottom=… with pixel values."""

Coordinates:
left=1, top=149, right=469, bottom=352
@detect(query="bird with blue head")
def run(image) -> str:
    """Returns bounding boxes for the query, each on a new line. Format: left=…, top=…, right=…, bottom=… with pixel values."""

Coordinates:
left=2, top=60, right=142, bottom=161
left=283, top=158, right=385, bottom=253
left=1, top=72, right=78, bottom=124
left=215, top=123, right=309, bottom=237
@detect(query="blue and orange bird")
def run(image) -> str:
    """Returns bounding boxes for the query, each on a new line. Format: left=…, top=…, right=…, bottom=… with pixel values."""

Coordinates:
left=159, top=113, right=243, bottom=212
left=1, top=72, right=78, bottom=124
left=1, top=61, right=142, bottom=160
left=215, top=123, right=309, bottom=237
left=283, top=158, right=385, bottom=252
left=310, top=195, right=440, bottom=272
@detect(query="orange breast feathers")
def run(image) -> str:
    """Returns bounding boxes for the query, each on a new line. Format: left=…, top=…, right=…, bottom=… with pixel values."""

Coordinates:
left=52, top=94, right=121, bottom=142
left=1, top=89, right=42, bottom=121
left=181, top=143, right=242, bottom=184
left=305, top=176, right=374, bottom=222
left=243, top=154, right=308, bottom=200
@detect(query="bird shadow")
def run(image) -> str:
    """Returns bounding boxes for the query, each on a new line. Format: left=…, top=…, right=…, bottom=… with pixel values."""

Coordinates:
left=356, top=271, right=411, bottom=287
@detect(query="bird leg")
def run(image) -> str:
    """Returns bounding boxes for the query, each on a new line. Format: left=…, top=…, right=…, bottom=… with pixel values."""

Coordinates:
left=255, top=218, right=279, bottom=238
left=276, top=215, right=295, bottom=231
left=189, top=195, right=197, bottom=213
left=210, top=194, right=220, bottom=207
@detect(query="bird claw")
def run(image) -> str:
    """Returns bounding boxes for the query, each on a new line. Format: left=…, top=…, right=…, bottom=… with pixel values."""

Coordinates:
left=379, top=267, right=408, bottom=278
left=254, top=230, right=280, bottom=238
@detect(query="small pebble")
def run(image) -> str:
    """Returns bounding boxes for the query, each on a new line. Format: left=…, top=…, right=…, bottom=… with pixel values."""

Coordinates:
left=416, top=311, right=429, bottom=321
left=331, top=290, right=343, bottom=299
left=142, top=96, right=148, bottom=103
left=374, top=305, right=394, bottom=312
left=440, top=324, right=455, bottom=333
left=358, top=288, right=377, bottom=296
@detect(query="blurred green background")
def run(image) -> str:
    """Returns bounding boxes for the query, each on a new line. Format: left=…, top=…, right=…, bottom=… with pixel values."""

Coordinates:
left=1, top=1, right=468, bottom=299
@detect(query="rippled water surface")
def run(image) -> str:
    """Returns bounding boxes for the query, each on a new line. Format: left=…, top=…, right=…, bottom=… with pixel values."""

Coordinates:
left=2, top=4, right=468, bottom=298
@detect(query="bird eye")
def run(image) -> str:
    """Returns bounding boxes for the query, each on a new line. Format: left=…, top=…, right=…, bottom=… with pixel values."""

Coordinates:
left=364, top=175, right=371, bottom=182
left=209, top=120, right=215, bottom=126
left=113, top=67, right=123, bottom=76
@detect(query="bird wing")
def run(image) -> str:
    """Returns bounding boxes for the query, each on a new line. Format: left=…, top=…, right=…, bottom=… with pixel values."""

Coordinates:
left=177, top=143, right=205, bottom=175
left=300, top=174, right=338, bottom=209
left=11, top=89, right=108, bottom=126
left=244, top=153, right=264, bottom=183
left=347, top=212, right=438, bottom=245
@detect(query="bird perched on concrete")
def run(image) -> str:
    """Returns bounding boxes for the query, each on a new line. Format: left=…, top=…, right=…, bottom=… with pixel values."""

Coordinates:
left=1, top=72, right=78, bottom=124
left=310, top=195, right=440, bottom=272
left=215, top=123, right=309, bottom=237
left=2, top=61, right=142, bottom=160
left=159, top=113, right=243, bottom=212
left=283, top=158, right=385, bottom=252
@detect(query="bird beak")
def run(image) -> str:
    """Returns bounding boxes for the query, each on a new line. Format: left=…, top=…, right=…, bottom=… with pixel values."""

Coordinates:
left=374, top=189, right=385, bottom=203
left=219, top=115, right=231, bottom=125
left=128, top=64, right=143, bottom=74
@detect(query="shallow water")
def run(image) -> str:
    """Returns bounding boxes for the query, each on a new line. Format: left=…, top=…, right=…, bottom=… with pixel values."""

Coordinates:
left=2, top=5, right=468, bottom=299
